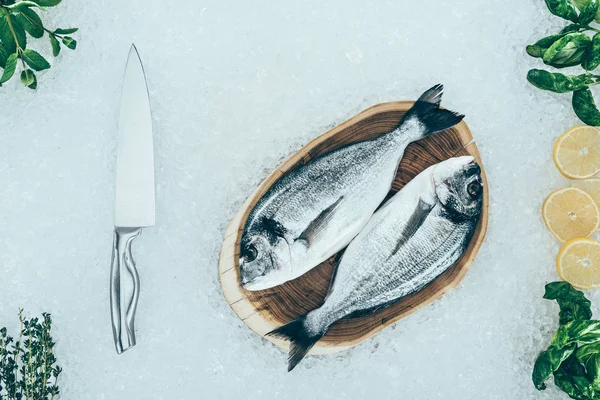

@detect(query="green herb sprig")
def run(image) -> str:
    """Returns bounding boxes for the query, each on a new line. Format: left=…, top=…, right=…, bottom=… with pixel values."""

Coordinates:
left=533, top=282, right=600, bottom=399
left=0, top=310, right=62, bottom=400
left=526, top=0, right=600, bottom=126
left=0, top=0, right=77, bottom=89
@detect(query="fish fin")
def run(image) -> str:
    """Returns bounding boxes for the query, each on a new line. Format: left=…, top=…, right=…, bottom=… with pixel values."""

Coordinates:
left=266, top=315, right=327, bottom=372
left=387, top=199, right=433, bottom=260
left=296, top=196, right=344, bottom=247
left=404, top=84, right=464, bottom=137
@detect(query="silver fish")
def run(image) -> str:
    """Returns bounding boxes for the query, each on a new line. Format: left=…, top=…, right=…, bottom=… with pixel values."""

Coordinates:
left=240, top=85, right=464, bottom=290
left=267, top=156, right=484, bottom=371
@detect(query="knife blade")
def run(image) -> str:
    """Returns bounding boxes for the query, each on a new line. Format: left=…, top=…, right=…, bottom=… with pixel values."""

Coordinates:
left=110, top=44, right=155, bottom=354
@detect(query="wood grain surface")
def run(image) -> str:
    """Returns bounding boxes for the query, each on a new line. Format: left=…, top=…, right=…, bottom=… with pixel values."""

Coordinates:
left=218, top=100, right=489, bottom=354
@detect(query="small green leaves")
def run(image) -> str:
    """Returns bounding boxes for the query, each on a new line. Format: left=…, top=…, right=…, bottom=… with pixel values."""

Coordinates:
left=61, top=36, right=76, bottom=50
left=545, top=0, right=580, bottom=22
left=573, top=88, right=600, bottom=125
left=49, top=34, right=59, bottom=56
left=54, top=27, right=77, bottom=34
left=0, top=53, right=18, bottom=84
left=16, top=8, right=44, bottom=39
left=543, top=33, right=591, bottom=68
left=0, top=311, right=62, bottom=399
left=561, top=23, right=582, bottom=34
left=22, top=49, right=50, bottom=71
left=0, top=0, right=77, bottom=89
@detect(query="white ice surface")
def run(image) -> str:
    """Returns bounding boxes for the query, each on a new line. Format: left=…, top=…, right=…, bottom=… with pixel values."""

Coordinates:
left=0, top=0, right=591, bottom=398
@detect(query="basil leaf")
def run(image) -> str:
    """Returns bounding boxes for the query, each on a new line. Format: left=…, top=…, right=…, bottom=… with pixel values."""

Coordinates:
left=22, top=49, right=49, bottom=71
left=0, top=12, right=16, bottom=53
left=576, top=342, right=600, bottom=363
left=61, top=36, right=76, bottom=50
left=572, top=0, right=600, bottom=23
left=16, top=8, right=44, bottom=39
left=561, top=23, right=582, bottom=33
left=30, top=0, right=62, bottom=6
left=527, top=69, right=596, bottom=93
left=53, top=28, right=77, bottom=34
left=579, top=0, right=600, bottom=25
left=7, top=1, right=41, bottom=12
left=584, top=33, right=600, bottom=71
left=554, top=366, right=587, bottom=400
left=49, top=34, right=60, bottom=57
left=0, top=53, right=18, bottom=84
left=0, top=42, right=8, bottom=68
left=543, top=33, right=591, bottom=68
left=584, top=353, right=600, bottom=390
left=20, top=69, right=34, bottom=86
left=546, top=0, right=580, bottom=22
left=527, top=34, right=566, bottom=58
left=573, top=88, right=600, bottom=125
left=553, top=320, right=600, bottom=348
left=544, top=281, right=592, bottom=324
left=533, top=343, right=577, bottom=389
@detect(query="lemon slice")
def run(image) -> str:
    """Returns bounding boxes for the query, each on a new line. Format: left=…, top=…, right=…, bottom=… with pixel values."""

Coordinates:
left=557, top=238, right=600, bottom=290
left=542, top=187, right=599, bottom=242
left=553, top=125, right=600, bottom=179
left=573, top=177, right=600, bottom=212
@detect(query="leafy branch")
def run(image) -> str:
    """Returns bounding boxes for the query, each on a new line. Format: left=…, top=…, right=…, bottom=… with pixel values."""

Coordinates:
left=0, top=0, right=77, bottom=90
left=0, top=310, right=61, bottom=400
left=526, top=0, right=600, bottom=126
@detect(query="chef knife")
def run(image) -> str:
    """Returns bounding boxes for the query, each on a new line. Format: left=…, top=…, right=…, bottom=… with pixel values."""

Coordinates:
left=110, top=44, right=155, bottom=354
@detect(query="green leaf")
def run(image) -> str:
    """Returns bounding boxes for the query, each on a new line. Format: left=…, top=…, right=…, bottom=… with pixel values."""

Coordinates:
left=543, top=33, right=591, bottom=68
left=554, top=367, right=587, bottom=400
left=61, top=36, right=76, bottom=50
left=576, top=342, right=600, bottom=364
left=584, top=353, right=600, bottom=390
left=20, top=69, right=34, bottom=86
left=0, top=13, right=16, bottom=53
left=584, top=33, right=600, bottom=71
left=0, top=42, right=8, bottom=68
left=533, top=343, right=577, bottom=390
left=22, top=49, right=49, bottom=71
left=572, top=0, right=600, bottom=23
left=561, top=23, right=582, bottom=34
left=0, top=53, right=18, bottom=84
left=527, top=69, right=597, bottom=93
left=49, top=34, right=60, bottom=57
left=16, top=8, right=44, bottom=39
left=26, top=70, right=36, bottom=89
left=544, top=282, right=592, bottom=325
left=9, top=15, right=27, bottom=50
left=527, top=34, right=566, bottom=58
left=7, top=1, right=42, bottom=12
left=30, top=0, right=62, bottom=6
left=552, top=320, right=600, bottom=348
left=573, top=88, right=600, bottom=125
left=545, top=0, right=580, bottom=22
left=53, top=28, right=77, bottom=35
left=579, top=0, right=600, bottom=24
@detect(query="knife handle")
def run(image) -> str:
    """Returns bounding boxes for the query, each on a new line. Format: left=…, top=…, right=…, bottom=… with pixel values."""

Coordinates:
left=110, top=227, right=142, bottom=354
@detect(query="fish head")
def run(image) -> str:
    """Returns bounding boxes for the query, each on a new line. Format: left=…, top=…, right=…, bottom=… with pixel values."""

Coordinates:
left=433, top=156, right=484, bottom=218
left=239, top=232, right=292, bottom=291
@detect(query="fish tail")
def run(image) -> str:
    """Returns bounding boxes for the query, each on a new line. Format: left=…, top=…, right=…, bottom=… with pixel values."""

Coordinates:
left=266, top=313, right=328, bottom=371
left=403, top=84, right=464, bottom=138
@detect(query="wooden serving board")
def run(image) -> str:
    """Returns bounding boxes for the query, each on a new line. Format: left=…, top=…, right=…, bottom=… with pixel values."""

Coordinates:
left=218, top=100, right=489, bottom=354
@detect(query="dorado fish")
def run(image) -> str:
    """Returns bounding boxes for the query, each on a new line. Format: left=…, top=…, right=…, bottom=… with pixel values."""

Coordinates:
left=267, top=156, right=484, bottom=371
left=239, top=85, right=464, bottom=290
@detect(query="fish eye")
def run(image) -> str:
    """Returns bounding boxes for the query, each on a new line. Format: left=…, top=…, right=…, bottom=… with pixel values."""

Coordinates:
left=467, top=181, right=482, bottom=198
left=245, top=244, right=258, bottom=262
